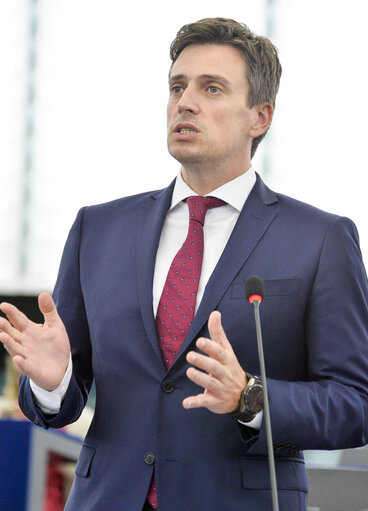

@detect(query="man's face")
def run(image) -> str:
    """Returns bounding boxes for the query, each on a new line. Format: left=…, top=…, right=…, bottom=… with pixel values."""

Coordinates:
left=167, top=44, right=259, bottom=176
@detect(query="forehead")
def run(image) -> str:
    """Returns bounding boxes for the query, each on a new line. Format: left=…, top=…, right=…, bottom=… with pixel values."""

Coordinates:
left=170, top=44, right=248, bottom=84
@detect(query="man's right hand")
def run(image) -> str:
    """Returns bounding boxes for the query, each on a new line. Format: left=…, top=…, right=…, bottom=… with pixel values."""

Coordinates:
left=0, top=292, right=70, bottom=391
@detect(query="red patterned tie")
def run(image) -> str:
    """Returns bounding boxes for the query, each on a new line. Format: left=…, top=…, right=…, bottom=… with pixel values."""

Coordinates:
left=147, top=195, right=226, bottom=509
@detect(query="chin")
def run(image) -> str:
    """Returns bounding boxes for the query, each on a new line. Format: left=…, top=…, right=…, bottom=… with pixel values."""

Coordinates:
left=168, top=144, right=202, bottom=166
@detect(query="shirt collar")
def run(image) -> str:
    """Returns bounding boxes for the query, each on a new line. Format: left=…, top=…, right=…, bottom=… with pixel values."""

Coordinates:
left=170, top=167, right=257, bottom=212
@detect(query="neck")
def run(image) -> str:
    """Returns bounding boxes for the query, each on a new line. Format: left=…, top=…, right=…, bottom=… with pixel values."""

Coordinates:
left=181, top=164, right=250, bottom=196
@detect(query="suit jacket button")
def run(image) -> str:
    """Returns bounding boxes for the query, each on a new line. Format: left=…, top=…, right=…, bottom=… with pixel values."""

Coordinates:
left=162, top=380, right=175, bottom=393
left=34, top=417, right=41, bottom=426
left=144, top=452, right=155, bottom=465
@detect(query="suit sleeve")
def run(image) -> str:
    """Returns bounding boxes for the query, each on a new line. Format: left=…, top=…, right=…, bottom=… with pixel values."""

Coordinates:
left=19, top=207, right=93, bottom=429
left=242, top=216, right=368, bottom=454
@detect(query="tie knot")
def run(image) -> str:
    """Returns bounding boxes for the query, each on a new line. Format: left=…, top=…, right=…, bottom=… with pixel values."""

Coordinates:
left=186, top=196, right=227, bottom=225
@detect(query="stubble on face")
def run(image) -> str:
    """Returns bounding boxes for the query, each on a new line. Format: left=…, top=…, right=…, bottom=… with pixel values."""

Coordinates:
left=166, top=44, right=255, bottom=191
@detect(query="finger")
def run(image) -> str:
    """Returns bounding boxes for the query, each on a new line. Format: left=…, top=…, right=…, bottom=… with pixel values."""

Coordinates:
left=208, top=311, right=233, bottom=352
left=0, top=332, right=25, bottom=358
left=183, top=393, right=215, bottom=410
left=0, top=302, right=31, bottom=332
left=0, top=317, right=22, bottom=343
left=13, top=354, right=30, bottom=374
left=186, top=366, right=220, bottom=391
left=195, top=337, right=228, bottom=365
left=38, top=292, right=60, bottom=327
left=186, top=350, right=223, bottom=378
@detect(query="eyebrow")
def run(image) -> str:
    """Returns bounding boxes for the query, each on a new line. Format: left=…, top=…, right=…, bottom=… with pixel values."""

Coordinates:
left=169, top=73, right=231, bottom=87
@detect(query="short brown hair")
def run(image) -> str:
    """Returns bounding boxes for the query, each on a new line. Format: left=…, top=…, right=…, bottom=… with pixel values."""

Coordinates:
left=170, top=18, right=282, bottom=158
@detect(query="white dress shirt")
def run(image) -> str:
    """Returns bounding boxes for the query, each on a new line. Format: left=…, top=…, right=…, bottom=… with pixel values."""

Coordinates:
left=153, top=167, right=256, bottom=315
left=31, top=167, right=262, bottom=428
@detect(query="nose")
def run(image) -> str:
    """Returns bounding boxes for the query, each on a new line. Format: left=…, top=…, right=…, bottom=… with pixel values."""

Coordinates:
left=177, top=86, right=199, bottom=114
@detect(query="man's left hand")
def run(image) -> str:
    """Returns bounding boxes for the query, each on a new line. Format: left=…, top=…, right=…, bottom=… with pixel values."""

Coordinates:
left=183, top=310, right=247, bottom=414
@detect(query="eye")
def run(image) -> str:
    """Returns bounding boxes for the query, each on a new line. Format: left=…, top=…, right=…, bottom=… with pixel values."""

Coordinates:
left=208, top=85, right=221, bottom=94
left=171, top=85, right=184, bottom=94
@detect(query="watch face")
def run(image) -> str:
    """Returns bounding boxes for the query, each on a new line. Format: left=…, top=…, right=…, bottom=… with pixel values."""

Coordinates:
left=246, top=384, right=264, bottom=414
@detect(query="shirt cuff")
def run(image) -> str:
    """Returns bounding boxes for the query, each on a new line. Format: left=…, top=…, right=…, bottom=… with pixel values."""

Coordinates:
left=29, top=354, right=73, bottom=414
left=238, top=410, right=263, bottom=430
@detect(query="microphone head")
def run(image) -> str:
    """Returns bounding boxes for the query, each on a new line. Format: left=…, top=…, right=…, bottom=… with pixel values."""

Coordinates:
left=245, top=276, right=265, bottom=304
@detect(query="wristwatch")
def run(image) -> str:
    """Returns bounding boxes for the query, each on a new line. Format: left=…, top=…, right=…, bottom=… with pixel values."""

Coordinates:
left=228, top=373, right=264, bottom=422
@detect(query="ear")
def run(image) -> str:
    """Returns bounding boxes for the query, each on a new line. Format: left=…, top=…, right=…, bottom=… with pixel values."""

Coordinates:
left=249, top=102, right=274, bottom=139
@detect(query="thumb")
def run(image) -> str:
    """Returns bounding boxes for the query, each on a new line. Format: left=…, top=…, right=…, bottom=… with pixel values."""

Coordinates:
left=38, top=292, right=60, bottom=326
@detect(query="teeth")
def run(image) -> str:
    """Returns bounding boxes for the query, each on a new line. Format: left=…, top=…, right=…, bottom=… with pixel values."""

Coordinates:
left=179, top=129, right=196, bottom=133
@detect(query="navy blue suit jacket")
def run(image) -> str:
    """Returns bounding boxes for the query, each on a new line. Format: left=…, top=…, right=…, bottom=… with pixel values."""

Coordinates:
left=19, top=174, right=368, bottom=511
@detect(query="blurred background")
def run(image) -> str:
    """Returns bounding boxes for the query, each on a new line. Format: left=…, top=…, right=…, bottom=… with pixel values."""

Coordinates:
left=1, top=1, right=368, bottom=509
left=1, top=0, right=368, bottom=296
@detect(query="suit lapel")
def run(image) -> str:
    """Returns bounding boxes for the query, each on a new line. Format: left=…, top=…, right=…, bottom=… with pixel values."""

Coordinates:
left=136, top=180, right=175, bottom=367
left=171, top=174, right=279, bottom=367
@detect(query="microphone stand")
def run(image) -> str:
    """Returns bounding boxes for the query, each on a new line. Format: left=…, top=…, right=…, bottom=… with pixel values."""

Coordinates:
left=252, top=298, right=279, bottom=511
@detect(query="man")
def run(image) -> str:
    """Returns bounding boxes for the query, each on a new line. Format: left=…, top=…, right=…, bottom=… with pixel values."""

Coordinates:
left=1, top=18, right=368, bottom=511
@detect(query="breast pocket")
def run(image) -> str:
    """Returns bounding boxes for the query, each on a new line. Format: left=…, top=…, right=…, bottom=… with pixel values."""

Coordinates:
left=231, top=277, right=301, bottom=299
left=75, top=444, right=96, bottom=478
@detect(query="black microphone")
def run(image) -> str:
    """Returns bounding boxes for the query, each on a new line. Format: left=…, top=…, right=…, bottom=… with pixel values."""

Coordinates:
left=245, top=276, right=279, bottom=511
left=245, top=275, right=265, bottom=304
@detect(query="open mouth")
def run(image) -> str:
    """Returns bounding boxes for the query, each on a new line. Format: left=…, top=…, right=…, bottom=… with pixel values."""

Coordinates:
left=174, top=123, right=199, bottom=134
left=178, top=128, right=197, bottom=134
